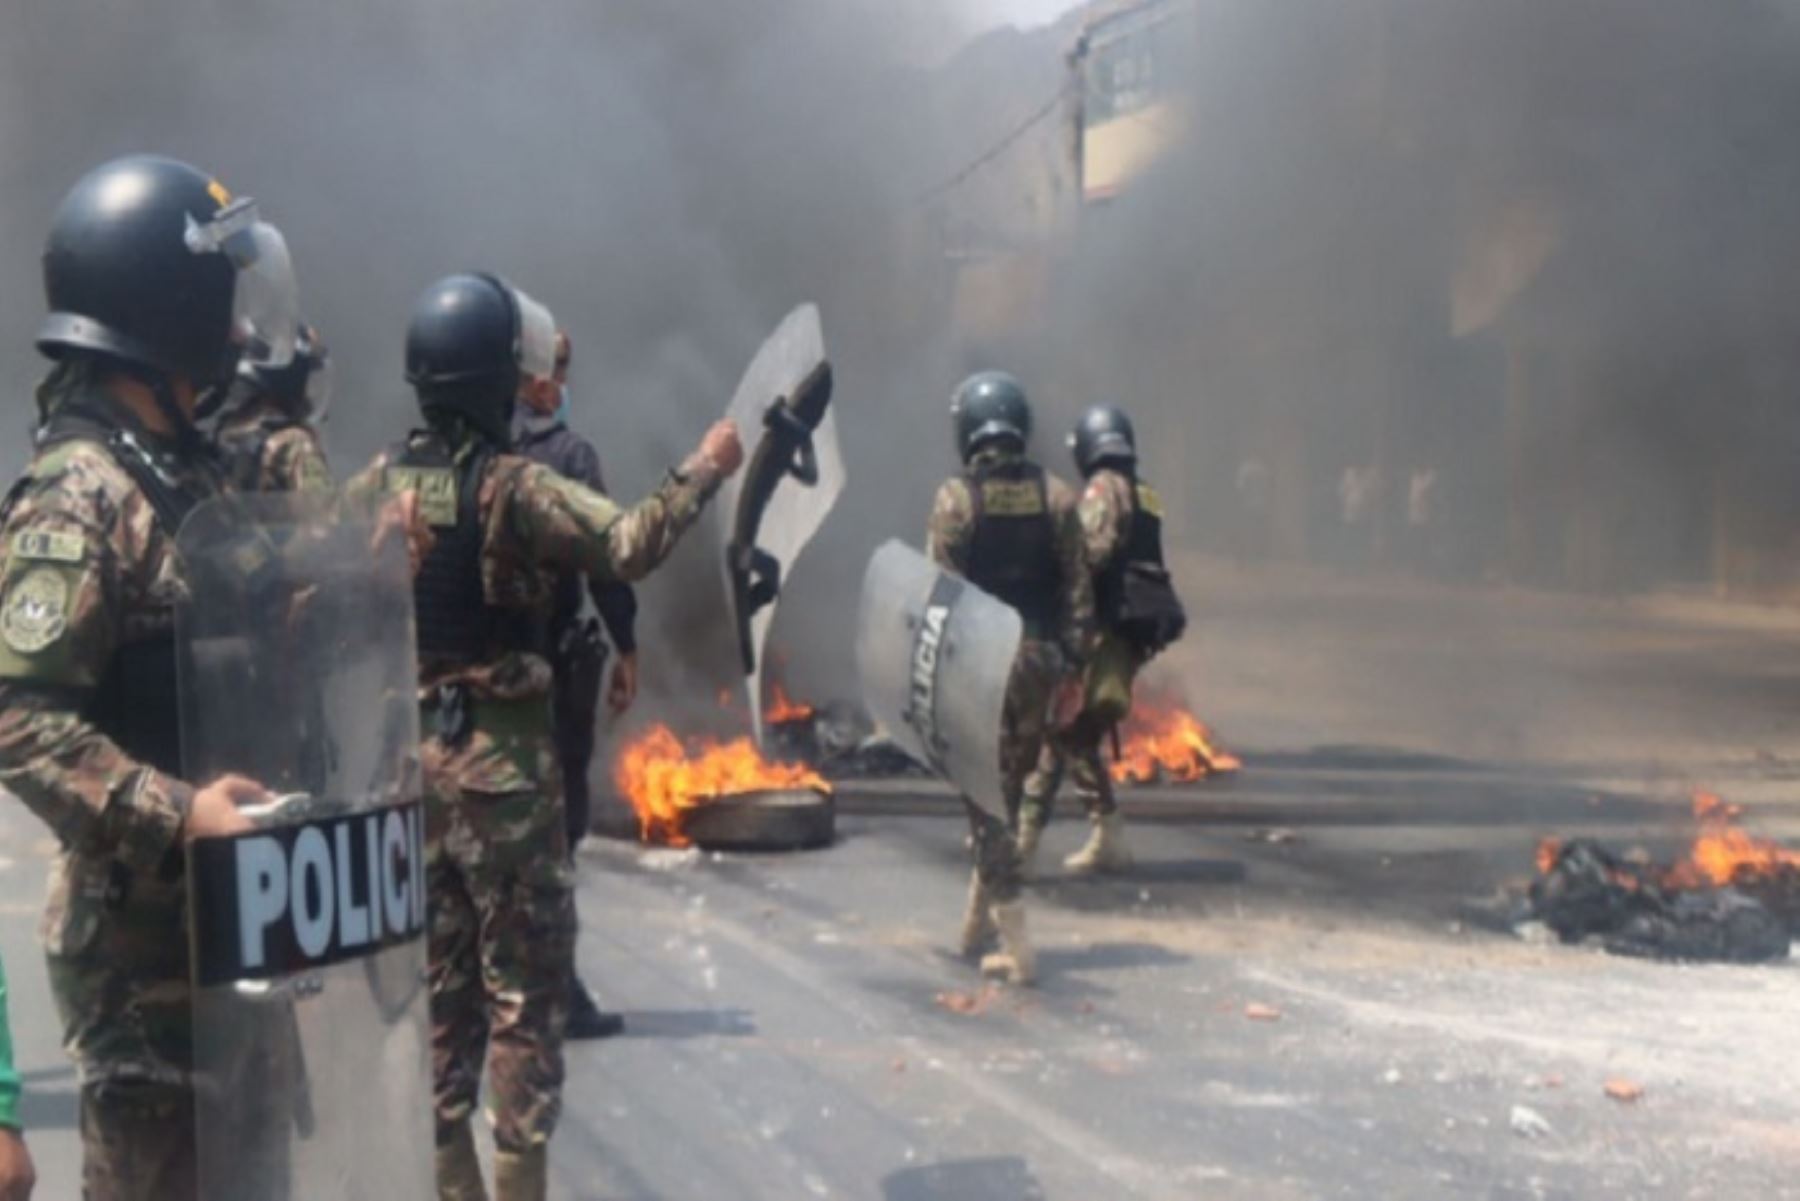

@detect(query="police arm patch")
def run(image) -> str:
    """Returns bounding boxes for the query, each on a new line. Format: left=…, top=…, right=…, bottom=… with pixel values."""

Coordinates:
left=1, top=566, right=72, bottom=655
left=11, top=530, right=86, bottom=564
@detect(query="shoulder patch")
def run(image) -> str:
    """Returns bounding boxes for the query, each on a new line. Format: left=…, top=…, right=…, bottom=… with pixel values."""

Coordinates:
left=386, top=466, right=458, bottom=528
left=980, top=479, right=1046, bottom=517
left=11, top=530, right=86, bottom=564
left=1135, top=483, right=1165, bottom=519
left=1, top=566, right=72, bottom=655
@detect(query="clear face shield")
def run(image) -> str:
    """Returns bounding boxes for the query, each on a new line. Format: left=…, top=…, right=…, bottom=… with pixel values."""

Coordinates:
left=185, top=198, right=300, bottom=372
left=512, top=285, right=557, bottom=386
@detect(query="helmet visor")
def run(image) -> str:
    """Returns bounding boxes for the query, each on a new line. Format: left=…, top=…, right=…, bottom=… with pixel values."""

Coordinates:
left=186, top=199, right=299, bottom=371
left=512, top=286, right=557, bottom=383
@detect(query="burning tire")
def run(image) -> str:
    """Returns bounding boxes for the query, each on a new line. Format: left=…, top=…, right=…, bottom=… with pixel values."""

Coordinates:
left=592, top=787, right=837, bottom=853
left=678, top=787, right=836, bottom=853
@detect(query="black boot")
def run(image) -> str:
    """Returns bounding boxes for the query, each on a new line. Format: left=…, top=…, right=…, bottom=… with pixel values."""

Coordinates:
left=567, top=974, right=625, bottom=1040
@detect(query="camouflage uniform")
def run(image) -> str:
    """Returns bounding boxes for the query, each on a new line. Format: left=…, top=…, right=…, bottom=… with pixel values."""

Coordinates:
left=349, top=426, right=722, bottom=1154
left=0, top=368, right=228, bottom=1201
left=926, top=445, right=1091, bottom=902
left=1023, top=466, right=1146, bottom=825
left=214, top=384, right=332, bottom=494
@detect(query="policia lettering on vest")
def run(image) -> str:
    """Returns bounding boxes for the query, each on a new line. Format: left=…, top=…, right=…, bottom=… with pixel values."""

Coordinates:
left=342, top=271, right=744, bottom=1201
left=926, top=371, right=1095, bottom=988
left=1022, top=404, right=1188, bottom=876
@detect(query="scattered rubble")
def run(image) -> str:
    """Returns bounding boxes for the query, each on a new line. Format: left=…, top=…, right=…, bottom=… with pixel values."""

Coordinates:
left=1509, top=1105, right=1553, bottom=1140
left=1604, top=1079, right=1645, bottom=1104
left=1243, top=1002, right=1283, bottom=1022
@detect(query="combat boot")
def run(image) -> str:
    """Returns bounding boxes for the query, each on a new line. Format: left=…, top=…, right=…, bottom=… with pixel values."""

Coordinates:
left=979, top=901, right=1037, bottom=985
left=1064, top=812, right=1133, bottom=875
left=567, top=972, right=626, bottom=1040
left=494, top=1145, right=548, bottom=1201
left=957, top=870, right=996, bottom=957
left=436, top=1120, right=490, bottom=1201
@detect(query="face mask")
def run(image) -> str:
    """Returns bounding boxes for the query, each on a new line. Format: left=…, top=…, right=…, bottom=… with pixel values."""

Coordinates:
left=554, top=384, right=570, bottom=425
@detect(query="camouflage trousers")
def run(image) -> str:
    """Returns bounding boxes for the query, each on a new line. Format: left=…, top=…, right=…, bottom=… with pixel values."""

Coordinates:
left=423, top=730, right=576, bottom=1155
left=79, top=1079, right=195, bottom=1201
left=1023, top=633, right=1140, bottom=827
left=968, top=638, right=1063, bottom=903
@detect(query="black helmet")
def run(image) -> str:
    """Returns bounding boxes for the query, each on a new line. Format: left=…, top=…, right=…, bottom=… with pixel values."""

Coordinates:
left=405, top=272, right=556, bottom=446
left=39, top=155, right=282, bottom=388
left=248, top=322, right=331, bottom=420
left=1068, top=404, right=1137, bottom=476
left=951, top=370, right=1032, bottom=461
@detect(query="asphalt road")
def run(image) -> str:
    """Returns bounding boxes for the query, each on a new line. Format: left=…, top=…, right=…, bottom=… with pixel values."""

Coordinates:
left=8, top=566, right=1800, bottom=1198
left=7, top=759, right=1800, bottom=1200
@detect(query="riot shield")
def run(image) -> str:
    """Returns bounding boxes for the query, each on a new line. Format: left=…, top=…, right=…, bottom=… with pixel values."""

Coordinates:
left=176, top=493, right=432, bottom=1201
left=854, top=540, right=1021, bottom=817
left=714, top=303, right=845, bottom=739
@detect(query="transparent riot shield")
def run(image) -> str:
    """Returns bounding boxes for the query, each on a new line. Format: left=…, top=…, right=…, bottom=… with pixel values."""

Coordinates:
left=855, top=540, right=1022, bottom=817
left=176, top=493, right=432, bottom=1201
left=715, top=302, right=845, bottom=739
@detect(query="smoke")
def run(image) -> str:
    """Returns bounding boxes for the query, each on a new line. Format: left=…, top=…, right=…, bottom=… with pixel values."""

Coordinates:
left=1016, top=0, right=1800, bottom=595
left=8, top=0, right=1794, bottom=751
left=0, top=0, right=1021, bottom=718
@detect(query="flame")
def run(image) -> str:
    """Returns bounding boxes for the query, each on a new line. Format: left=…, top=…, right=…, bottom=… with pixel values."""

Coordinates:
left=1109, top=689, right=1241, bottom=785
left=613, top=724, right=830, bottom=846
left=1664, top=791, right=1800, bottom=890
left=766, top=683, right=815, bottom=725
left=1535, top=837, right=1563, bottom=875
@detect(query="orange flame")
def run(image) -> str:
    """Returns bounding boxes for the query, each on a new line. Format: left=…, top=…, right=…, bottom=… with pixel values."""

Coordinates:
left=613, top=724, right=830, bottom=846
left=1535, top=837, right=1563, bottom=875
left=766, top=683, right=816, bottom=725
left=1663, top=791, right=1800, bottom=890
left=1109, top=689, right=1240, bottom=785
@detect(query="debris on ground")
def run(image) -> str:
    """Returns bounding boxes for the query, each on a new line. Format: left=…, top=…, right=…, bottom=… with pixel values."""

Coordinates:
left=1604, top=1078, right=1645, bottom=1104
left=1509, top=1105, right=1554, bottom=1140
left=1522, top=834, right=1790, bottom=963
left=639, top=846, right=705, bottom=873
left=1243, top=1002, right=1283, bottom=1022
left=935, top=987, right=1001, bottom=1015
left=1247, top=826, right=1299, bottom=845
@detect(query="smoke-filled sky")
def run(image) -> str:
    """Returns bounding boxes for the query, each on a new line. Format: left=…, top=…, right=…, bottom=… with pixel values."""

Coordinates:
left=5, top=0, right=1800, bottom=729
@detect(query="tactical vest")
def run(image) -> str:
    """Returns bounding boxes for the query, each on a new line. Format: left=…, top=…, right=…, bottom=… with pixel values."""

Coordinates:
left=27, top=408, right=223, bottom=776
left=1096, top=474, right=1186, bottom=656
left=218, top=411, right=300, bottom=492
left=964, top=458, right=1060, bottom=637
left=387, top=434, right=541, bottom=665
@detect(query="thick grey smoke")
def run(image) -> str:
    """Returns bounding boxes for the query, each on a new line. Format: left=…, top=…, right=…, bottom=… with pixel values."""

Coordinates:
left=0, top=0, right=1023, bottom=723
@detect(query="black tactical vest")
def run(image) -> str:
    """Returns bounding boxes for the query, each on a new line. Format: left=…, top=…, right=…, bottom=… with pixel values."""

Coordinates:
left=388, top=434, right=540, bottom=666
left=1096, top=474, right=1186, bottom=656
left=964, top=458, right=1060, bottom=637
left=31, top=407, right=223, bottom=776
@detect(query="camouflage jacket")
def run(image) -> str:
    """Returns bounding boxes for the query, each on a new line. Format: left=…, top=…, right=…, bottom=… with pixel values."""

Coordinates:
left=926, top=445, right=1093, bottom=663
left=347, top=430, right=723, bottom=794
left=214, top=391, right=331, bottom=494
left=0, top=375, right=226, bottom=1086
left=1079, top=467, right=1135, bottom=575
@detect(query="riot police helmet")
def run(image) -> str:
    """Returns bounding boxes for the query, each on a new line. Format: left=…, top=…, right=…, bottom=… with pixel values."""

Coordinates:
left=951, top=370, right=1032, bottom=461
left=38, top=155, right=298, bottom=390
left=1068, top=404, right=1137, bottom=476
left=404, top=272, right=556, bottom=446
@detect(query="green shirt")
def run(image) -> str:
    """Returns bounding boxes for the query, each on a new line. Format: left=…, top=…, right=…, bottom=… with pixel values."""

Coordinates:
left=0, top=954, right=18, bottom=1129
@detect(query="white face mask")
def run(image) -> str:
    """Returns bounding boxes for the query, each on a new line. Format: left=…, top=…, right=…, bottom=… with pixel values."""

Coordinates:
left=554, top=384, right=570, bottom=424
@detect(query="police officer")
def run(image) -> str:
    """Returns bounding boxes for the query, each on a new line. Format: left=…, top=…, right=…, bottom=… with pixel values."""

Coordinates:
left=0, top=155, right=292, bottom=1201
left=926, top=371, right=1091, bottom=984
left=352, top=272, right=742, bottom=1201
left=511, top=331, right=635, bottom=1040
left=1022, top=405, right=1187, bottom=873
left=209, top=319, right=334, bottom=493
